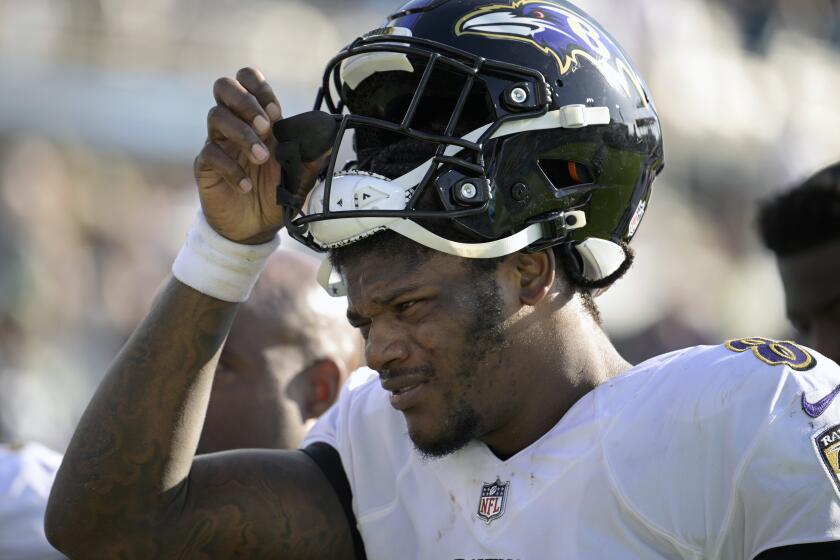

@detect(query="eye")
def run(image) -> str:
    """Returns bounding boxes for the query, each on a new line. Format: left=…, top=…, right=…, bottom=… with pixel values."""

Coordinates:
left=533, top=10, right=546, bottom=19
left=396, top=300, right=418, bottom=313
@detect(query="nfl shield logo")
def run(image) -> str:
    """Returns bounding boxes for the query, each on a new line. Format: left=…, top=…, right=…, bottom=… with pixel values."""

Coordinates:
left=477, top=478, right=509, bottom=524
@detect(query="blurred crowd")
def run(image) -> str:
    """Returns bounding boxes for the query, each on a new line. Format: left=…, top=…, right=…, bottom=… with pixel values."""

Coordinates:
left=0, top=0, right=839, bottom=450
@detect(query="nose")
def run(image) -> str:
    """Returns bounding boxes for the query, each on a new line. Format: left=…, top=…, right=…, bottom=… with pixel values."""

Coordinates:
left=365, top=319, right=410, bottom=372
left=812, top=319, right=840, bottom=365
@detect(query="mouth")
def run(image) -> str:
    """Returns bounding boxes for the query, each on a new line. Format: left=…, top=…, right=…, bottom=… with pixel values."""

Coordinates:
left=381, top=374, right=430, bottom=411
left=392, top=382, right=422, bottom=395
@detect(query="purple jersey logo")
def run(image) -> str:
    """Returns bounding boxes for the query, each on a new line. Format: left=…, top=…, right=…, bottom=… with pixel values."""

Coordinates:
left=725, top=337, right=816, bottom=371
left=477, top=478, right=509, bottom=524
left=455, top=1, right=645, bottom=100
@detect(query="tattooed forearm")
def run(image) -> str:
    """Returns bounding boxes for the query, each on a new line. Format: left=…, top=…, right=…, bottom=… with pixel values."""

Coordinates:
left=45, top=278, right=237, bottom=553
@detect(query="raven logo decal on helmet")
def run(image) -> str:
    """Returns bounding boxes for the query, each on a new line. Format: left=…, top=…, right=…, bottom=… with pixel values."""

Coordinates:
left=455, top=1, right=646, bottom=101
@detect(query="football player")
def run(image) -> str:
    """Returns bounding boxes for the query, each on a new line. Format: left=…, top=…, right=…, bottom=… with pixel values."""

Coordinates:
left=0, top=442, right=64, bottom=559
left=45, top=1, right=840, bottom=558
left=758, top=162, right=840, bottom=364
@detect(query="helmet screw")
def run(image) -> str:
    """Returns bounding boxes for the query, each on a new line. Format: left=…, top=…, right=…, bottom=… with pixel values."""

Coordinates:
left=459, top=182, right=477, bottom=199
left=511, top=182, right=528, bottom=201
left=510, top=87, right=528, bottom=104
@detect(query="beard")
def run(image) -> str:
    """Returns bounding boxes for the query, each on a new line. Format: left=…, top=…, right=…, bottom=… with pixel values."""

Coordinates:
left=411, top=267, right=507, bottom=459
left=412, top=399, right=480, bottom=459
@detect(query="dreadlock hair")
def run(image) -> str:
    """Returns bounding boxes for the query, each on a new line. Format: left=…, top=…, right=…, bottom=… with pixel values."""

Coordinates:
left=556, top=242, right=635, bottom=324
left=757, top=162, right=840, bottom=257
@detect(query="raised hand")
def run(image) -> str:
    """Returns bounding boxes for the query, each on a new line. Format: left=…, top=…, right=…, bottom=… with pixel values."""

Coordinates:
left=195, top=67, right=327, bottom=244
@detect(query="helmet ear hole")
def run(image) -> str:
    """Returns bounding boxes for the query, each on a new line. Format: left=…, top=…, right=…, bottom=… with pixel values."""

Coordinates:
left=538, top=159, right=593, bottom=189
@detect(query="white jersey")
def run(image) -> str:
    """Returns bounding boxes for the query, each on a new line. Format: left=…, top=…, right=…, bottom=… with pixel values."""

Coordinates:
left=0, top=442, right=64, bottom=560
left=303, top=338, right=840, bottom=559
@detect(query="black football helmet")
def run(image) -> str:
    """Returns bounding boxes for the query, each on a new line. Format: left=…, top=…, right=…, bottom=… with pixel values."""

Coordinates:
left=280, top=0, right=663, bottom=294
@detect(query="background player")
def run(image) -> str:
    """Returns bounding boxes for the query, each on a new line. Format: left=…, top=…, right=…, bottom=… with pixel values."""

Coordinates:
left=757, top=162, right=840, bottom=364
left=0, top=442, right=64, bottom=559
left=199, top=248, right=362, bottom=453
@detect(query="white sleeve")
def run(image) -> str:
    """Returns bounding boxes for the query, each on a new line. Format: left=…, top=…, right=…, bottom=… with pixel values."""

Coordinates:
left=0, top=443, right=65, bottom=560
left=717, top=349, right=840, bottom=559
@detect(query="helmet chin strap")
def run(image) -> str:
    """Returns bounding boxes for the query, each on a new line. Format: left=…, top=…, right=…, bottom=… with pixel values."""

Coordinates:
left=315, top=225, right=623, bottom=298
left=314, top=220, right=549, bottom=297
left=388, top=219, right=549, bottom=259
left=314, top=215, right=589, bottom=297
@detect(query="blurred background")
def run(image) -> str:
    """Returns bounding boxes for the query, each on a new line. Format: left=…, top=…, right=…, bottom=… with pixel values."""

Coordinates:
left=0, top=0, right=838, bottom=450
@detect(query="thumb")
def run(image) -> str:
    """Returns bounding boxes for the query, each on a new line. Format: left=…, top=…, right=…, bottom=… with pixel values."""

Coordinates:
left=273, top=111, right=339, bottom=199
left=299, top=150, right=333, bottom=198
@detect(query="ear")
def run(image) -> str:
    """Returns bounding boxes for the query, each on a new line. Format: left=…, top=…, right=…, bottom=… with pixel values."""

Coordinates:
left=298, top=359, right=342, bottom=420
left=513, top=249, right=556, bottom=305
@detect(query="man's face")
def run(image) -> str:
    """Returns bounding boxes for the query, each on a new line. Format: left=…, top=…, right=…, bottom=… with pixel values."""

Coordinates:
left=198, top=311, right=307, bottom=453
left=343, top=250, right=522, bottom=458
left=778, top=240, right=840, bottom=364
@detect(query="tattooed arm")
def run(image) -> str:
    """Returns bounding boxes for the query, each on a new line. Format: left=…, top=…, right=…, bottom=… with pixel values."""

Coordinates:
left=46, top=68, right=350, bottom=558
left=45, top=279, right=354, bottom=558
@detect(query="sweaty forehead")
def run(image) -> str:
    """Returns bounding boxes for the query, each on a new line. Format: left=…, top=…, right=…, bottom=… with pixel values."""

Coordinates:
left=778, top=239, right=840, bottom=314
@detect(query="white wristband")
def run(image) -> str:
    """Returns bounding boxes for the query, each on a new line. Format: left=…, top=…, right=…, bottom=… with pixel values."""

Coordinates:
left=172, top=211, right=280, bottom=302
